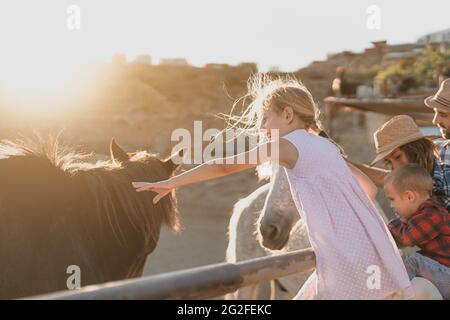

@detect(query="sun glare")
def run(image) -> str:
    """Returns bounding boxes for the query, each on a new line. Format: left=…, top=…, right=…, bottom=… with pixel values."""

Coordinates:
left=0, top=54, right=99, bottom=118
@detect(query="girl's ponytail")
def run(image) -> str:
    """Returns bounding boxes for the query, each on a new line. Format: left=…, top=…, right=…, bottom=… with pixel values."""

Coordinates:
left=312, top=123, right=346, bottom=157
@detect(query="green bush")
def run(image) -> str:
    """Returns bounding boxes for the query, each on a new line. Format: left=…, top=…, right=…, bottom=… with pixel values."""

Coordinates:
left=375, top=46, right=450, bottom=88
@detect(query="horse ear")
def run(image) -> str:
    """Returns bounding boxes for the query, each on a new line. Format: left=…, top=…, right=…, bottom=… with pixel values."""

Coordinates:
left=110, top=138, right=130, bottom=163
left=163, top=149, right=184, bottom=173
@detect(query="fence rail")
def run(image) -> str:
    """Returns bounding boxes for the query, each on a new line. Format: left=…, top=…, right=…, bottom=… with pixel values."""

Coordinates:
left=27, top=248, right=315, bottom=300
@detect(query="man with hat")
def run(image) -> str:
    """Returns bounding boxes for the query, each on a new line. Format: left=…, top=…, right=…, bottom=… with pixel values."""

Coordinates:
left=347, top=80, right=450, bottom=209
left=426, top=79, right=450, bottom=164
left=346, top=79, right=450, bottom=221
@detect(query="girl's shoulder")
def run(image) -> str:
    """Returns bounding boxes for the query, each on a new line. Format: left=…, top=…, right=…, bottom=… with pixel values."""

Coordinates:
left=282, top=129, right=326, bottom=149
left=281, top=129, right=308, bottom=145
left=282, top=129, right=344, bottom=166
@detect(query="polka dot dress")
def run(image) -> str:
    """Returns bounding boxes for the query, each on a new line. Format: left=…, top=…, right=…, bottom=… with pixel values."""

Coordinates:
left=282, top=129, right=414, bottom=300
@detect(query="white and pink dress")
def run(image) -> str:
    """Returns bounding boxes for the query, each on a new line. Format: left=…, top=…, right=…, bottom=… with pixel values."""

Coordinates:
left=282, top=129, right=414, bottom=299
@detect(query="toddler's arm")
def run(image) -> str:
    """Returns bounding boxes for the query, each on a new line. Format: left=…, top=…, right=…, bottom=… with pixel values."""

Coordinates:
left=388, top=209, right=445, bottom=247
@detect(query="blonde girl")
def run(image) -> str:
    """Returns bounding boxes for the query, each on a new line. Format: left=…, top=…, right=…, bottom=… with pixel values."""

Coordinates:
left=133, top=75, right=413, bottom=299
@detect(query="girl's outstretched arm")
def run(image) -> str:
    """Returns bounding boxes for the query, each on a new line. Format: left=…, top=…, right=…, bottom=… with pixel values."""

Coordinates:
left=132, top=139, right=295, bottom=204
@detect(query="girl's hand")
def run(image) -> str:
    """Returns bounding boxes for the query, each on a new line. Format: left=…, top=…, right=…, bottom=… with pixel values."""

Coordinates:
left=132, top=180, right=174, bottom=204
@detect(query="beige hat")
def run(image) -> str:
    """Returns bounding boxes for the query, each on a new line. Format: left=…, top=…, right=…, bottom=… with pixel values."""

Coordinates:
left=424, top=78, right=450, bottom=112
left=371, top=115, right=424, bottom=166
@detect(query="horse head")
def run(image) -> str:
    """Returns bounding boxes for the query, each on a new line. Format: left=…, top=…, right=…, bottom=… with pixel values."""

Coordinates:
left=257, top=164, right=300, bottom=250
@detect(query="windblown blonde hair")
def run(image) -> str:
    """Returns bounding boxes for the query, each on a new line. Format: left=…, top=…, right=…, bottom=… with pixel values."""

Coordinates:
left=222, top=74, right=325, bottom=138
left=220, top=74, right=346, bottom=156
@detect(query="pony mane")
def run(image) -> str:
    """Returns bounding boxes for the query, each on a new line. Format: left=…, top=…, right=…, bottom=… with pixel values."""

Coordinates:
left=0, top=135, right=163, bottom=173
left=0, top=135, right=180, bottom=251
left=0, top=135, right=117, bottom=173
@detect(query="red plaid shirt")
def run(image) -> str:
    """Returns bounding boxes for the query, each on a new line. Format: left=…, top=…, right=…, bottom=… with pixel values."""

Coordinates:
left=388, top=198, right=450, bottom=267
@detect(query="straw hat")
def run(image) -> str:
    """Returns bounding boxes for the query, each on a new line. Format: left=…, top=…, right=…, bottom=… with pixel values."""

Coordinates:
left=424, top=79, right=450, bottom=112
left=371, top=115, right=424, bottom=166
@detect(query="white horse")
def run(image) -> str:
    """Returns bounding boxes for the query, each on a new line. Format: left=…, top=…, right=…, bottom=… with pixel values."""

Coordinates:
left=225, top=165, right=311, bottom=299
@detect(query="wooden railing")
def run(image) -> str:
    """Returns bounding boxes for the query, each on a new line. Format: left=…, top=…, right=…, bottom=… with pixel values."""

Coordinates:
left=27, top=248, right=315, bottom=300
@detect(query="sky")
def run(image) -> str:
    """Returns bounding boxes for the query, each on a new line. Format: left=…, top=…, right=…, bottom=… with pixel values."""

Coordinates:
left=0, top=0, right=448, bottom=79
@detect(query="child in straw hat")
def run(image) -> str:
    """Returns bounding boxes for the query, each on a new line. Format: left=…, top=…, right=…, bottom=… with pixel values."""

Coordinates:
left=349, top=115, right=450, bottom=211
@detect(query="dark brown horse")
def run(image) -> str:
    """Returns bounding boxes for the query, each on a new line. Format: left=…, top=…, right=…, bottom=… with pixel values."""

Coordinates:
left=0, top=136, right=181, bottom=299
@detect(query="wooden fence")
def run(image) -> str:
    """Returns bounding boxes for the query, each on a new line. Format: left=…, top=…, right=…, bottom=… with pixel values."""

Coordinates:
left=28, top=248, right=315, bottom=300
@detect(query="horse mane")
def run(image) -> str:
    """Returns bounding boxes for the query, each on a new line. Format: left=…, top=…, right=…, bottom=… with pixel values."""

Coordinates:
left=0, top=135, right=180, bottom=251
left=0, top=135, right=99, bottom=170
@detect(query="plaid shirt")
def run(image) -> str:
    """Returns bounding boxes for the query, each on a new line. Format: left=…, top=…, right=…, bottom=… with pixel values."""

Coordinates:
left=434, top=138, right=450, bottom=165
left=388, top=198, right=450, bottom=267
left=432, top=159, right=450, bottom=211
